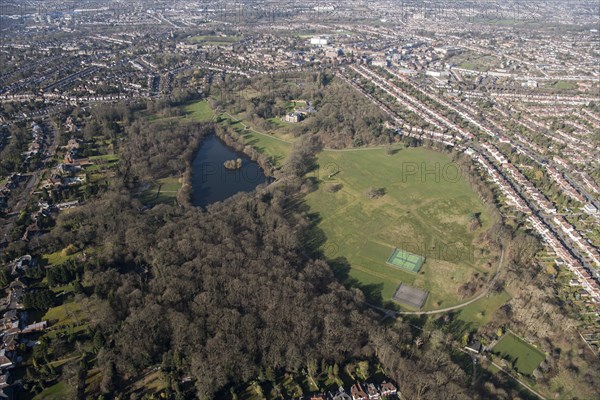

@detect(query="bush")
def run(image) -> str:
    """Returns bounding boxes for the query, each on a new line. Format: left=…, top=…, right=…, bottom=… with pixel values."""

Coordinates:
left=366, top=187, right=385, bottom=199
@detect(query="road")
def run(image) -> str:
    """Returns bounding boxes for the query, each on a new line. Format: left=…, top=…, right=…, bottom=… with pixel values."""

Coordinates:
left=0, top=116, right=58, bottom=242
left=397, top=247, right=504, bottom=315
left=489, top=359, right=547, bottom=400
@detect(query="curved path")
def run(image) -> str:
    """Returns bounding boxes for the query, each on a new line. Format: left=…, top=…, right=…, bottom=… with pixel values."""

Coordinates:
left=489, top=359, right=547, bottom=400
left=220, top=110, right=508, bottom=316
left=370, top=247, right=505, bottom=317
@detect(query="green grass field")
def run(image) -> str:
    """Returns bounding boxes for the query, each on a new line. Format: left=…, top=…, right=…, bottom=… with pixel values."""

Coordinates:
left=217, top=113, right=293, bottom=166
left=492, top=332, right=545, bottom=375
left=241, top=130, right=292, bottom=166
left=304, top=147, right=496, bottom=309
left=451, top=53, right=500, bottom=73
left=544, top=80, right=578, bottom=91
left=88, top=154, right=119, bottom=162
left=146, top=100, right=214, bottom=124
left=42, top=249, right=72, bottom=266
left=139, top=176, right=181, bottom=206
left=183, top=100, right=214, bottom=122
left=43, top=299, right=86, bottom=328
left=458, top=290, right=512, bottom=326
left=34, top=381, right=68, bottom=400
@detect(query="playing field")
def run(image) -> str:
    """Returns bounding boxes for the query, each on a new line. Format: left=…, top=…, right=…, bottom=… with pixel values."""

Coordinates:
left=386, top=248, right=425, bottom=273
left=304, top=146, right=497, bottom=310
left=492, top=332, right=545, bottom=375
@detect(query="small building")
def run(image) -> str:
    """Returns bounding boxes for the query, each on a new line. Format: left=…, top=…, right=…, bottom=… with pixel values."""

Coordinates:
left=325, top=48, right=342, bottom=59
left=10, top=255, right=37, bottom=276
left=21, top=320, right=48, bottom=334
left=433, top=46, right=462, bottom=58
left=350, top=383, right=369, bottom=400
left=522, top=80, right=538, bottom=88
left=310, top=37, right=328, bottom=46
left=0, top=371, right=11, bottom=389
left=66, top=138, right=80, bottom=150
left=426, top=70, right=450, bottom=78
left=330, top=387, right=352, bottom=400
left=371, top=57, right=389, bottom=68
left=465, top=341, right=483, bottom=354
left=176, top=42, right=198, bottom=52
left=0, top=349, right=14, bottom=370
left=365, top=383, right=380, bottom=399
left=2, top=330, right=19, bottom=352
left=379, top=382, right=397, bottom=396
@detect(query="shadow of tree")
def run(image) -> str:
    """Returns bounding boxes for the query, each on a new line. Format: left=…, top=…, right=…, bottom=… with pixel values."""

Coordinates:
left=297, top=201, right=386, bottom=306
left=328, top=256, right=384, bottom=306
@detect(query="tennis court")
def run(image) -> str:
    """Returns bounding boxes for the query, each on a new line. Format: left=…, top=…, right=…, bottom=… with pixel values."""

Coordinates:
left=393, top=284, right=428, bottom=308
left=386, top=248, right=425, bottom=273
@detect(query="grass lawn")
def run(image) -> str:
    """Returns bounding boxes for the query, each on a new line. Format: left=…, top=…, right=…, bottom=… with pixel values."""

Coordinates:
left=492, top=332, right=545, bottom=375
left=42, top=245, right=80, bottom=266
left=125, top=370, right=167, bottom=394
left=85, top=368, right=102, bottom=397
left=544, top=80, right=578, bottom=91
left=304, top=147, right=497, bottom=309
left=183, top=100, right=214, bottom=122
left=42, top=250, right=70, bottom=266
left=42, top=297, right=97, bottom=329
left=241, top=130, right=292, bottom=166
left=34, top=381, right=68, bottom=400
left=43, top=301, right=82, bottom=327
left=458, top=290, right=512, bottom=326
left=139, top=176, right=181, bottom=206
left=488, top=363, right=501, bottom=375
left=452, top=53, right=500, bottom=73
left=88, top=154, right=119, bottom=162
left=217, top=113, right=293, bottom=166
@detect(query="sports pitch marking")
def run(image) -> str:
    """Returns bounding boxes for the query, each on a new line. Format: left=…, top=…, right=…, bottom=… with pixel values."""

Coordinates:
left=386, top=248, right=425, bottom=273
left=393, top=283, right=428, bottom=309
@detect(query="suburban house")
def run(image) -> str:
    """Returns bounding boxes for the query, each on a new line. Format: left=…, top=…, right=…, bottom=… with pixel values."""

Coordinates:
left=379, top=382, right=398, bottom=396
left=330, top=387, right=352, bottom=400
left=21, top=321, right=48, bottom=334
left=350, top=383, right=369, bottom=400
left=0, top=350, right=13, bottom=370
left=9, top=255, right=37, bottom=276
left=365, top=383, right=380, bottom=399
left=465, top=341, right=483, bottom=354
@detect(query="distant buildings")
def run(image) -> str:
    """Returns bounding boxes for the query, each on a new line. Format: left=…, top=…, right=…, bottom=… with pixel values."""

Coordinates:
left=433, top=46, right=462, bottom=58
left=310, top=37, right=328, bottom=46
left=522, top=79, right=539, bottom=88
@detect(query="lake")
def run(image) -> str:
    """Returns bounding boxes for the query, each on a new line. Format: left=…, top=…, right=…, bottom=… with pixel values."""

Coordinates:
left=191, top=135, right=267, bottom=207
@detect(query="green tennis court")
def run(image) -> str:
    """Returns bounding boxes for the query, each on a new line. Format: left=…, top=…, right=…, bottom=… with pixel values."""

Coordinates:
left=386, top=248, right=425, bottom=273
